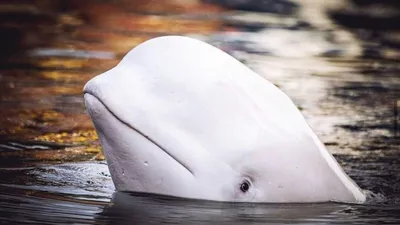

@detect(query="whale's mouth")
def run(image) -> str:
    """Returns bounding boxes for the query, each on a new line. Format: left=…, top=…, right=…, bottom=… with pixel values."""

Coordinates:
left=83, top=92, right=194, bottom=176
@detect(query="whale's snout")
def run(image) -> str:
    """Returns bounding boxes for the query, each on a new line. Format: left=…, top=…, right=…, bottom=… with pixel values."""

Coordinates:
left=83, top=68, right=115, bottom=102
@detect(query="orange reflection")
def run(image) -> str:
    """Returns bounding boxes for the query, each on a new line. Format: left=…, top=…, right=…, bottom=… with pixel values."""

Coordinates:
left=0, top=0, right=224, bottom=161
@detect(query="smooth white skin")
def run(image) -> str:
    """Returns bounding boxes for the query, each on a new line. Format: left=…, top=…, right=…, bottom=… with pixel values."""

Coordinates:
left=84, top=36, right=366, bottom=203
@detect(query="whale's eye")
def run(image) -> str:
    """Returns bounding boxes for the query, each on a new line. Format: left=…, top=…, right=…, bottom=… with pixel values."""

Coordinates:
left=240, top=180, right=251, bottom=193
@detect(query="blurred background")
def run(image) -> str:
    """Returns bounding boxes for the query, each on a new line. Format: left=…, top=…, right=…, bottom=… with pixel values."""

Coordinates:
left=0, top=0, right=399, bottom=223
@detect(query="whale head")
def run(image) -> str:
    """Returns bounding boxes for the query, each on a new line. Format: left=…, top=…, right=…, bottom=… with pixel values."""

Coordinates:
left=83, top=36, right=366, bottom=203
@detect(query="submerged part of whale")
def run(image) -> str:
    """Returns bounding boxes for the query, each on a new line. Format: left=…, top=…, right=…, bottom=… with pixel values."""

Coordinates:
left=83, top=36, right=366, bottom=203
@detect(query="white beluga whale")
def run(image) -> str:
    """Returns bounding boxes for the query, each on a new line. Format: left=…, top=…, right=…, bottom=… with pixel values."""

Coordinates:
left=83, top=36, right=366, bottom=203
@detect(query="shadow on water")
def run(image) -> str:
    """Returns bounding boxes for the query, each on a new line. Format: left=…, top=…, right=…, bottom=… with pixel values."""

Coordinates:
left=0, top=0, right=399, bottom=224
left=204, top=0, right=299, bottom=14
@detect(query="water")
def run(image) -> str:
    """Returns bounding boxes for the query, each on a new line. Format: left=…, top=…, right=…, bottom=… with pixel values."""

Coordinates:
left=0, top=0, right=399, bottom=224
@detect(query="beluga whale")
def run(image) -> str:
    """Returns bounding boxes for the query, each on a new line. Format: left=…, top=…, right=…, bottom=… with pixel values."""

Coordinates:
left=83, top=36, right=366, bottom=203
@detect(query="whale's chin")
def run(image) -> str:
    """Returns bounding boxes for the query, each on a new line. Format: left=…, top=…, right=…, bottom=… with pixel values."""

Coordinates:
left=83, top=93, right=196, bottom=196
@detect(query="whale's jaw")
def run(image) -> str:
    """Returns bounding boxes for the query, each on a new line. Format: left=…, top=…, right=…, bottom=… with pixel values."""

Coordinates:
left=84, top=93, right=197, bottom=197
left=84, top=93, right=194, bottom=175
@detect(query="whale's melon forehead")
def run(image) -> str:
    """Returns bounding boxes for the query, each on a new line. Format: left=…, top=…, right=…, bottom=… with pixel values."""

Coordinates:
left=122, top=36, right=234, bottom=72
left=116, top=36, right=306, bottom=124
left=119, top=36, right=279, bottom=90
left=118, top=36, right=251, bottom=90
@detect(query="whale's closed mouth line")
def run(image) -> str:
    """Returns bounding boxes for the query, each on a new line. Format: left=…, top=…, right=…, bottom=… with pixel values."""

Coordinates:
left=84, top=92, right=194, bottom=176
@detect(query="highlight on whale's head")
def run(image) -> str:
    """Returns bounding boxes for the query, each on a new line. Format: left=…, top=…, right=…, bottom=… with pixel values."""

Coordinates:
left=83, top=36, right=366, bottom=203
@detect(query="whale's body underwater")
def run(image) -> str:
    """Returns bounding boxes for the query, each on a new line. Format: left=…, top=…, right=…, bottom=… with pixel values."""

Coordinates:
left=84, top=36, right=366, bottom=203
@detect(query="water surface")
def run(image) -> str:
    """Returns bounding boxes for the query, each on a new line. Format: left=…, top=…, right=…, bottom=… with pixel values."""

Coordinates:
left=0, top=0, right=399, bottom=224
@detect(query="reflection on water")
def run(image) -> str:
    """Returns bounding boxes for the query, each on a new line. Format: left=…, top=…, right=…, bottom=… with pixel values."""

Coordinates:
left=99, top=192, right=399, bottom=224
left=0, top=187, right=398, bottom=224
left=0, top=0, right=399, bottom=224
